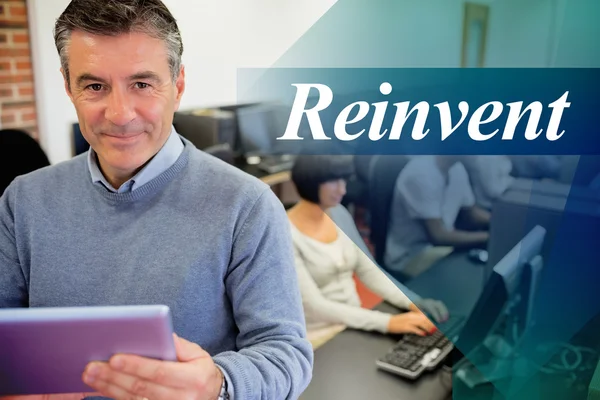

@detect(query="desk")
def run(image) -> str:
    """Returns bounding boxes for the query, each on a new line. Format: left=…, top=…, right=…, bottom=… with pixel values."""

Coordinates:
left=450, top=319, right=600, bottom=400
left=406, top=251, right=484, bottom=316
left=301, top=253, right=481, bottom=400
left=259, top=171, right=290, bottom=186
left=409, top=252, right=600, bottom=400
left=238, top=164, right=298, bottom=204
left=300, top=303, right=453, bottom=400
left=239, top=163, right=289, bottom=185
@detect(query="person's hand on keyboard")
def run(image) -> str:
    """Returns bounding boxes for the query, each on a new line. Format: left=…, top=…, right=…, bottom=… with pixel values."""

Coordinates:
left=387, top=311, right=436, bottom=336
left=410, top=299, right=449, bottom=323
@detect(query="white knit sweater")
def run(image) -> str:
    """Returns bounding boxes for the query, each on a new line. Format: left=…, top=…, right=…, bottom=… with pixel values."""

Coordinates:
left=290, top=207, right=414, bottom=334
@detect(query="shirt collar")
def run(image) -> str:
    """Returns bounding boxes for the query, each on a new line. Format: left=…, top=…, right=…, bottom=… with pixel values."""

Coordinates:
left=87, top=126, right=184, bottom=193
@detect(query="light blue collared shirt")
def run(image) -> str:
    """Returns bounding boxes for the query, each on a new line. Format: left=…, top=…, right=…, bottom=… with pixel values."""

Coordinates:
left=88, top=127, right=185, bottom=193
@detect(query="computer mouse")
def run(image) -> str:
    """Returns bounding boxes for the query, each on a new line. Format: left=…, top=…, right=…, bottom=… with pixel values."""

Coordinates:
left=468, top=249, right=488, bottom=264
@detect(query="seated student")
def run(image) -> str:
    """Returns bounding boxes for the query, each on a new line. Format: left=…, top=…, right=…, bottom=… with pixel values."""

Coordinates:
left=508, top=155, right=561, bottom=180
left=0, top=129, right=50, bottom=196
left=384, top=156, right=491, bottom=278
left=287, top=155, right=449, bottom=340
left=461, top=155, right=514, bottom=210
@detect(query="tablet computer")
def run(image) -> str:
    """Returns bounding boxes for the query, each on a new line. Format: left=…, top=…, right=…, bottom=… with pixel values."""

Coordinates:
left=0, top=304, right=176, bottom=396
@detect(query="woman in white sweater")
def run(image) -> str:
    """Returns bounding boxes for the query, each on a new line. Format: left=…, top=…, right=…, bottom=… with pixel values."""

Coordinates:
left=287, top=155, right=449, bottom=336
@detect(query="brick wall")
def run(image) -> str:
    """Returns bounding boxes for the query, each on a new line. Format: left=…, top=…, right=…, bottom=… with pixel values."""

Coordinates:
left=0, top=0, right=37, bottom=139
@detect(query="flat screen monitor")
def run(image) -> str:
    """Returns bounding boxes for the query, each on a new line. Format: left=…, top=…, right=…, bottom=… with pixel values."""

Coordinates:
left=455, top=225, right=546, bottom=357
left=236, top=103, right=291, bottom=157
left=72, top=123, right=89, bottom=156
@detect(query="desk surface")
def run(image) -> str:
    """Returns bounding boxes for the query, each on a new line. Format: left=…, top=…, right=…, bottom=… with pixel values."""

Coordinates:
left=301, top=253, right=482, bottom=400
left=238, top=163, right=291, bottom=186
left=406, top=251, right=485, bottom=316
left=300, top=303, right=453, bottom=400
left=408, top=252, right=600, bottom=400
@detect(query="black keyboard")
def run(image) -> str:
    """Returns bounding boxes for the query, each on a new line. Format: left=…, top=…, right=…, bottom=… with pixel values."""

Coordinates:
left=376, top=315, right=465, bottom=379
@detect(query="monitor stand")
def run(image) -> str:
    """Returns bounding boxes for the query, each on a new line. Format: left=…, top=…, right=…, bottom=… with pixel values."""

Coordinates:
left=455, top=335, right=517, bottom=388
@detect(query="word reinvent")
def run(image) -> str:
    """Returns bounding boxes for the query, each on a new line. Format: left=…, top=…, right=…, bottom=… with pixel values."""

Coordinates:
left=278, top=82, right=570, bottom=142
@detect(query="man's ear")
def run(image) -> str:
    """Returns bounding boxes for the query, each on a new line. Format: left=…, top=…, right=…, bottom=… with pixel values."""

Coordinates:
left=61, top=68, right=74, bottom=102
left=173, top=65, right=185, bottom=111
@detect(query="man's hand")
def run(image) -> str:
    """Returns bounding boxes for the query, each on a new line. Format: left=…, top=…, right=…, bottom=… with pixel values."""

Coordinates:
left=82, top=334, right=223, bottom=400
left=410, top=299, right=449, bottom=323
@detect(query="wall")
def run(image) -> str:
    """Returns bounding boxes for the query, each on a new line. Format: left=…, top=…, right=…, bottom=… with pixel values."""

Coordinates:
left=27, top=0, right=75, bottom=164
left=26, top=0, right=600, bottom=164
left=484, top=0, right=600, bottom=68
left=274, top=0, right=599, bottom=69
left=485, top=0, right=556, bottom=67
left=552, top=0, right=600, bottom=67
left=0, top=0, right=37, bottom=137
left=27, top=0, right=337, bottom=164
left=274, top=0, right=466, bottom=68
left=163, top=0, right=338, bottom=112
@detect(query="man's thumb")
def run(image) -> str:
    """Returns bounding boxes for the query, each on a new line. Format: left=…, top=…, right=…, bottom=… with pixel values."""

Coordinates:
left=173, top=333, right=210, bottom=362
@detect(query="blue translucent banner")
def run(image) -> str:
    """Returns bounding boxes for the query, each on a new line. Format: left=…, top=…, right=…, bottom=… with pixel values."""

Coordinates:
left=237, top=68, right=600, bottom=155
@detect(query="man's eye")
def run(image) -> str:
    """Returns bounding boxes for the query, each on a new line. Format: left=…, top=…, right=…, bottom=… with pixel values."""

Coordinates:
left=88, top=84, right=103, bottom=91
left=135, top=82, right=149, bottom=89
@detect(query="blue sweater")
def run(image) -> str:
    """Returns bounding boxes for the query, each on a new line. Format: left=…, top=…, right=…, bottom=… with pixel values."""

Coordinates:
left=0, top=138, right=313, bottom=399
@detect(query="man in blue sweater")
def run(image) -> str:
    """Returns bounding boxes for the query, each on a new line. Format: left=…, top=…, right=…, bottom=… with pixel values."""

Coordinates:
left=0, top=1, right=312, bottom=399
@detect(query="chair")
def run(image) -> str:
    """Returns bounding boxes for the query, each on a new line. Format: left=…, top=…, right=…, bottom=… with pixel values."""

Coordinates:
left=368, top=155, right=411, bottom=266
left=354, top=155, right=374, bottom=183
left=0, top=129, right=51, bottom=195
left=341, top=155, right=374, bottom=210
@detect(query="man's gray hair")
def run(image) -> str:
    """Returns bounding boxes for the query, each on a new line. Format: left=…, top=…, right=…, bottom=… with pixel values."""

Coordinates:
left=54, top=0, right=184, bottom=88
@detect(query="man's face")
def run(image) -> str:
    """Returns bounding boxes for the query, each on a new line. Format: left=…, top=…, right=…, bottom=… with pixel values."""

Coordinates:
left=63, top=30, right=185, bottom=179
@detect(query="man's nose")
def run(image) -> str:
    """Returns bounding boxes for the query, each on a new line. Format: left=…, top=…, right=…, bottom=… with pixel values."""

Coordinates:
left=105, top=88, right=135, bottom=126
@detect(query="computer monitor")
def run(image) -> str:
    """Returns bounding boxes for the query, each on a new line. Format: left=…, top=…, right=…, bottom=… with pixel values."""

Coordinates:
left=454, top=225, right=546, bottom=387
left=513, top=254, right=544, bottom=338
left=455, top=225, right=546, bottom=358
left=486, top=185, right=600, bottom=292
left=72, top=123, right=89, bottom=156
left=236, top=103, right=291, bottom=158
left=509, top=178, right=600, bottom=203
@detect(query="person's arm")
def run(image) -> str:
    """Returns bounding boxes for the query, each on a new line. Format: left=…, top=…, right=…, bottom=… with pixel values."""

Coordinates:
left=87, top=188, right=312, bottom=400
left=211, top=188, right=314, bottom=400
left=0, top=180, right=28, bottom=308
left=293, top=244, right=437, bottom=336
left=457, top=205, right=491, bottom=231
left=423, top=218, right=489, bottom=249
left=328, top=205, right=448, bottom=323
left=455, top=163, right=491, bottom=232
left=327, top=205, right=421, bottom=302
left=353, top=244, right=413, bottom=310
left=537, top=156, right=561, bottom=180
left=470, top=156, right=514, bottom=200
left=399, top=173, right=487, bottom=249
left=0, top=185, right=101, bottom=400
left=293, top=244, right=394, bottom=334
